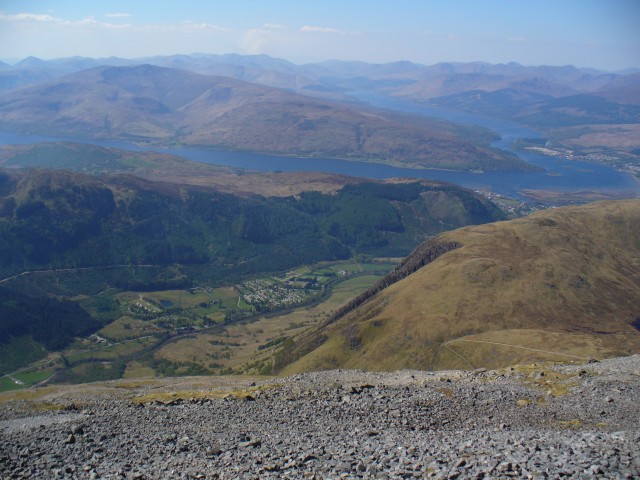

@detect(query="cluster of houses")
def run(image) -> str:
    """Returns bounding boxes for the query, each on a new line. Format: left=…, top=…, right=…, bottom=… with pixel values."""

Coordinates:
left=240, top=280, right=308, bottom=310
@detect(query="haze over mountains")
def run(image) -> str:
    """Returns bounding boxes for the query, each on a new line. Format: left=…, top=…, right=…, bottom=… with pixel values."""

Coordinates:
left=2, top=53, right=638, bottom=170
left=1, top=54, right=637, bottom=101
left=0, top=63, right=529, bottom=172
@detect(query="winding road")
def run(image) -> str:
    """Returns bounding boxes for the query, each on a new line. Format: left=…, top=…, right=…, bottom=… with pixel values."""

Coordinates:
left=0, top=264, right=162, bottom=284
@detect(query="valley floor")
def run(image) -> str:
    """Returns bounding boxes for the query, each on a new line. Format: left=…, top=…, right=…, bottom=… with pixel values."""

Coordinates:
left=1, top=356, right=639, bottom=479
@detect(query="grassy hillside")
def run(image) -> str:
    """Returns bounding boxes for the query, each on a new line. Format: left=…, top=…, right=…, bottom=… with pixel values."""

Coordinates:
left=0, top=167, right=505, bottom=362
left=279, top=200, right=640, bottom=373
left=0, top=168, right=505, bottom=280
left=0, top=168, right=347, bottom=284
left=0, top=65, right=533, bottom=172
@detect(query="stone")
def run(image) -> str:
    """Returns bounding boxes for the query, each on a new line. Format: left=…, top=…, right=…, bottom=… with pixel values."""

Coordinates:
left=206, top=448, right=223, bottom=457
left=1, top=356, right=638, bottom=479
left=238, top=440, right=261, bottom=448
left=71, top=425, right=85, bottom=435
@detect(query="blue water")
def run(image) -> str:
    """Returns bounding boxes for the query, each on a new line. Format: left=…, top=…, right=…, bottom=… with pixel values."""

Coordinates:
left=346, top=92, right=640, bottom=199
left=1, top=94, right=638, bottom=201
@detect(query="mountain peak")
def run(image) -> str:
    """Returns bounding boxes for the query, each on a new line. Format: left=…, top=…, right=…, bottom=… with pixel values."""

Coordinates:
left=15, top=56, right=49, bottom=69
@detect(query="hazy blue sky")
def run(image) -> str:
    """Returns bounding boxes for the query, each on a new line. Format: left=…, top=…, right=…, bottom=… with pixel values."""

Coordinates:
left=0, top=0, right=638, bottom=70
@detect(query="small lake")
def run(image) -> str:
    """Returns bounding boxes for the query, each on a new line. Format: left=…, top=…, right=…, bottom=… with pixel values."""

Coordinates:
left=1, top=94, right=638, bottom=202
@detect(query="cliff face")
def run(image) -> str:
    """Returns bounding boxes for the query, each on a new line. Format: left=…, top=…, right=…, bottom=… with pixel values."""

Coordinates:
left=279, top=200, right=640, bottom=373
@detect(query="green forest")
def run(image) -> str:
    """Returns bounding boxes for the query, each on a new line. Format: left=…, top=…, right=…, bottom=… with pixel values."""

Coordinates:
left=0, top=168, right=505, bottom=353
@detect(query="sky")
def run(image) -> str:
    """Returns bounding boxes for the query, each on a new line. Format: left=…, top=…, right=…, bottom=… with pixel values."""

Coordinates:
left=0, top=0, right=638, bottom=71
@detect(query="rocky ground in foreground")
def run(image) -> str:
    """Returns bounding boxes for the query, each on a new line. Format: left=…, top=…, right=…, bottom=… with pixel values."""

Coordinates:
left=1, top=356, right=639, bottom=479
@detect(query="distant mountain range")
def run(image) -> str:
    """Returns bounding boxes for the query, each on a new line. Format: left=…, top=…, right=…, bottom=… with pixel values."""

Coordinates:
left=427, top=89, right=640, bottom=127
left=1, top=53, right=638, bottom=167
left=0, top=64, right=531, bottom=172
left=278, top=200, right=640, bottom=373
left=2, top=54, right=637, bottom=102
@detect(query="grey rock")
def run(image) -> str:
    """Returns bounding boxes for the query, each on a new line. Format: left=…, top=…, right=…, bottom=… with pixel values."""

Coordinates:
left=238, top=439, right=261, bottom=448
left=1, top=355, right=639, bottom=479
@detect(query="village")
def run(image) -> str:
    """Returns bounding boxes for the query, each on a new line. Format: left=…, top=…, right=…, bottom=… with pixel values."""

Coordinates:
left=237, top=268, right=339, bottom=313
left=108, top=262, right=379, bottom=333
left=474, top=189, right=549, bottom=217
left=525, top=145, right=640, bottom=178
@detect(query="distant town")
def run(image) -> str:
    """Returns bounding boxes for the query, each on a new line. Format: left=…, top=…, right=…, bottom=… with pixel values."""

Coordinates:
left=525, top=146, right=640, bottom=178
left=475, top=190, right=550, bottom=217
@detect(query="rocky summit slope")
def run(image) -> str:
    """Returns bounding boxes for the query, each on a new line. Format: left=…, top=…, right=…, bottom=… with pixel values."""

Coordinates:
left=1, top=355, right=639, bottom=478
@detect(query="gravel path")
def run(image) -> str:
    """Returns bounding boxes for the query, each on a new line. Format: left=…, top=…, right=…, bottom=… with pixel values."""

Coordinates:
left=1, top=355, right=639, bottom=479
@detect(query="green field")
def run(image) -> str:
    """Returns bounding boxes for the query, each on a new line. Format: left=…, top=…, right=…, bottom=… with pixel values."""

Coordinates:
left=152, top=272, right=387, bottom=376
left=0, top=370, right=54, bottom=392
left=99, top=317, right=164, bottom=342
left=109, top=260, right=392, bottom=331
left=66, top=337, right=158, bottom=364
left=3, top=259, right=396, bottom=385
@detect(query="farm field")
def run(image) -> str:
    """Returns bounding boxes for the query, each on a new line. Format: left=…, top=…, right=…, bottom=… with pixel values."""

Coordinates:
left=2, top=260, right=393, bottom=386
left=153, top=274, right=385, bottom=376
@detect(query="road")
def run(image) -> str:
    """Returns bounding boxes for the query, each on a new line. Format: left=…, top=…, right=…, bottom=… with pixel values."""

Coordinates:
left=0, top=264, right=162, bottom=284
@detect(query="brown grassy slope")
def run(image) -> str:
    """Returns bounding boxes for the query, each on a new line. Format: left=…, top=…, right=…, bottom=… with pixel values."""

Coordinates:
left=280, top=200, right=640, bottom=373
